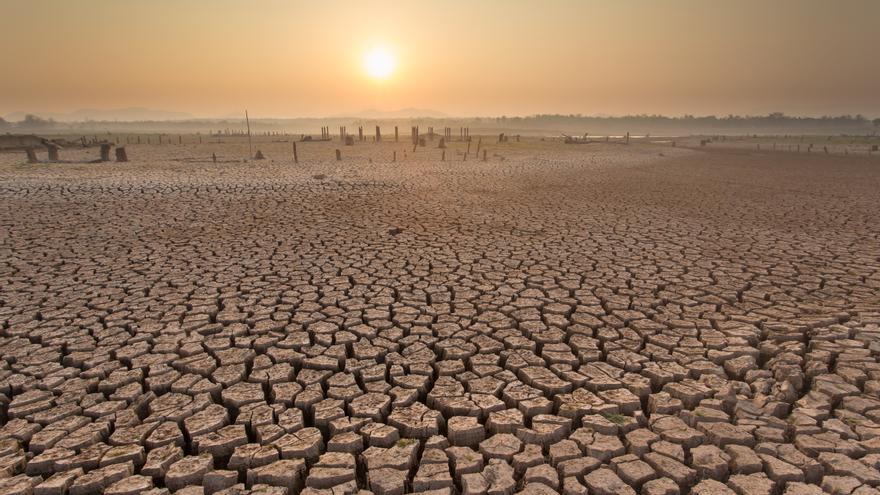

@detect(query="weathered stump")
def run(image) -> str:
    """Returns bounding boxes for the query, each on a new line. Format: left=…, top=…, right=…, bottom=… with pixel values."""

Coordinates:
left=335, top=149, right=342, bottom=161
left=47, top=144, right=60, bottom=161
left=115, top=147, right=128, bottom=162
left=100, top=144, right=112, bottom=162
left=345, top=136, right=354, bottom=146
left=254, top=150, right=265, bottom=160
left=438, top=138, right=446, bottom=149
left=26, top=148, right=38, bottom=163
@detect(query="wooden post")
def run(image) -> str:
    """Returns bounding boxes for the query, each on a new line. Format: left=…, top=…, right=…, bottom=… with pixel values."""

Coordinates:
left=376, top=126, right=381, bottom=142
left=625, top=132, right=630, bottom=145
left=25, top=148, right=38, bottom=163
left=293, top=142, right=298, bottom=163
left=482, top=149, right=487, bottom=162
left=393, top=150, right=396, bottom=162
left=115, top=147, right=128, bottom=162
left=178, top=135, right=182, bottom=144
left=335, top=149, right=342, bottom=161
left=47, top=144, right=59, bottom=161
left=137, top=136, right=141, bottom=144
left=439, top=138, right=446, bottom=149
left=394, top=126, right=398, bottom=142
left=245, top=110, right=253, bottom=159
left=100, top=144, right=112, bottom=161
left=358, top=126, right=363, bottom=141
left=442, top=150, right=445, bottom=161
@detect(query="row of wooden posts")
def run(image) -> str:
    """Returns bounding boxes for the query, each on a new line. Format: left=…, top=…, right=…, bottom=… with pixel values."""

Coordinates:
left=326, top=146, right=490, bottom=163
left=26, top=143, right=127, bottom=164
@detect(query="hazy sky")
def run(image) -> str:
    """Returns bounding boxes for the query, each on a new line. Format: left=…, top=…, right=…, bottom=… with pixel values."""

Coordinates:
left=2, top=0, right=878, bottom=118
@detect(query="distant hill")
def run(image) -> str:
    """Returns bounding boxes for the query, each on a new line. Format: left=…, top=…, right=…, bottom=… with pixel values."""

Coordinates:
left=331, top=108, right=449, bottom=119
left=4, top=107, right=194, bottom=122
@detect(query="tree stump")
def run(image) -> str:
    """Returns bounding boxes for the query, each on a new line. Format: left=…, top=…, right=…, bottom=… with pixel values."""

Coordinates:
left=26, top=148, right=38, bottom=164
left=345, top=136, right=354, bottom=146
left=100, top=144, right=112, bottom=162
left=47, top=144, right=60, bottom=161
left=335, top=149, right=342, bottom=161
left=115, top=147, right=128, bottom=162
left=438, top=138, right=446, bottom=149
left=254, top=150, right=265, bottom=160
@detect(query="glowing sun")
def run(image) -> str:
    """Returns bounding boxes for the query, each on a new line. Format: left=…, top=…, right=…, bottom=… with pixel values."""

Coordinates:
left=364, top=47, right=395, bottom=80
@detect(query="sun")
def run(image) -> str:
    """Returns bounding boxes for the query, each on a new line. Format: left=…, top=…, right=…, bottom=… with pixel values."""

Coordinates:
left=364, top=47, right=395, bottom=80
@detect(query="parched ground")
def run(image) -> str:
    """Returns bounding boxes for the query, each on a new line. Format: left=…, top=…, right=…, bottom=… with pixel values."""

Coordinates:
left=1, top=138, right=879, bottom=495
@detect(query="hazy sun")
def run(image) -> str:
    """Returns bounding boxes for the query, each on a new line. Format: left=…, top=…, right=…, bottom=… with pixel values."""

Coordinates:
left=364, top=47, right=395, bottom=80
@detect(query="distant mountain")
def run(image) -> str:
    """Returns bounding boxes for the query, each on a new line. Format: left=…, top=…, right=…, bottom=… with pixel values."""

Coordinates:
left=331, top=108, right=449, bottom=119
left=4, top=107, right=194, bottom=122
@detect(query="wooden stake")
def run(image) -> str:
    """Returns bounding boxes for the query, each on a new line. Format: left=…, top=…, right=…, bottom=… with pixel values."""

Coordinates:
left=335, top=149, right=342, bottom=161
left=245, top=110, right=253, bottom=158
left=293, top=142, right=298, bottom=163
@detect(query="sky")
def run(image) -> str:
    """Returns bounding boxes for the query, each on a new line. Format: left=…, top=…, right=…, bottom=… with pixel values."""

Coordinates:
left=1, top=0, right=879, bottom=119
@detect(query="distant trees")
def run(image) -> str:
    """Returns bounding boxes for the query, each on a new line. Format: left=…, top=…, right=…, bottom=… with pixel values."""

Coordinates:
left=21, top=114, right=53, bottom=127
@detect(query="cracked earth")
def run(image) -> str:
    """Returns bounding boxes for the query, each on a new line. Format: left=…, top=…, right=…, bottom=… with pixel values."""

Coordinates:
left=1, top=139, right=879, bottom=495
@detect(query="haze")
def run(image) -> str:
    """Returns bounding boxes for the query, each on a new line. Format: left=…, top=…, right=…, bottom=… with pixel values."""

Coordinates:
left=2, top=0, right=879, bottom=118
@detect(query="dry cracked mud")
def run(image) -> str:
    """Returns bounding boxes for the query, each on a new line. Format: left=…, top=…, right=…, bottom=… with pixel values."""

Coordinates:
left=1, top=138, right=879, bottom=494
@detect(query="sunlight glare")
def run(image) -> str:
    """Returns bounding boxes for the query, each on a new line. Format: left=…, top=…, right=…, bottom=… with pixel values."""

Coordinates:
left=364, top=46, right=395, bottom=80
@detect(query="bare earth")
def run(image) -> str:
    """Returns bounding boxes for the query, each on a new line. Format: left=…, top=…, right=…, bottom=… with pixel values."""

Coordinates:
left=1, top=139, right=879, bottom=495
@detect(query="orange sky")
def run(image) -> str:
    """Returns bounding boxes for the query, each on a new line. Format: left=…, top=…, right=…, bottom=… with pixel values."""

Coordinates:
left=2, top=0, right=878, bottom=118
